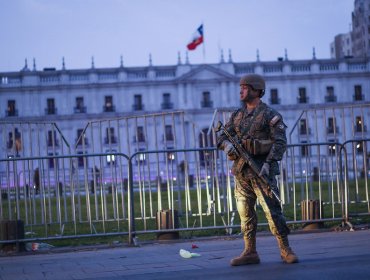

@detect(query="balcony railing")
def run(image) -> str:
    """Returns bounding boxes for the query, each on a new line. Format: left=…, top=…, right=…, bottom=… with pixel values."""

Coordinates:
left=74, top=106, right=87, bottom=113
left=47, top=140, right=59, bottom=147
left=299, top=128, right=311, bottom=135
left=269, top=98, right=281, bottom=105
left=325, top=95, right=337, bottom=102
left=133, top=136, right=146, bottom=143
left=353, top=94, right=364, bottom=101
left=355, top=125, right=367, bottom=133
left=76, top=138, right=89, bottom=146
left=201, top=101, right=213, bottom=108
left=45, top=107, right=57, bottom=115
left=6, top=109, right=18, bottom=117
left=132, top=104, right=144, bottom=111
left=103, top=105, right=116, bottom=112
left=104, top=136, right=117, bottom=144
left=297, top=96, right=309, bottom=104
left=327, top=126, right=339, bottom=134
left=161, top=102, right=174, bottom=110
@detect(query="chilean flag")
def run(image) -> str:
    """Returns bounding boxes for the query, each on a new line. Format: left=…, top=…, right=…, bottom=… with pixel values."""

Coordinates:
left=187, top=24, right=204, bottom=51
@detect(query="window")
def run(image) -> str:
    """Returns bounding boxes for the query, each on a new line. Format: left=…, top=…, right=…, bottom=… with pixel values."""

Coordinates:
left=298, top=87, right=308, bottom=103
left=48, top=152, right=58, bottom=169
left=161, top=93, right=173, bottom=109
left=133, top=94, right=144, bottom=110
left=7, top=128, right=21, bottom=155
left=327, top=117, right=338, bottom=134
left=201, top=91, right=213, bottom=108
left=47, top=130, right=59, bottom=147
left=105, top=127, right=117, bottom=144
left=354, top=85, right=363, bottom=101
left=325, top=86, right=336, bottom=102
left=270, top=89, right=280, bottom=104
left=46, top=98, right=56, bottom=115
left=299, top=119, right=309, bottom=135
left=300, top=141, right=310, bottom=157
left=77, top=152, right=87, bottom=167
left=104, top=96, right=115, bottom=112
left=76, top=129, right=88, bottom=146
left=164, top=125, right=174, bottom=141
left=355, top=116, right=366, bottom=132
left=74, top=97, right=86, bottom=113
left=6, top=100, right=17, bottom=117
left=135, top=126, right=145, bottom=142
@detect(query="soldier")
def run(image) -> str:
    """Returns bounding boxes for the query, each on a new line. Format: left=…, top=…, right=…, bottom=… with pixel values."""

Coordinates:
left=217, top=74, right=298, bottom=265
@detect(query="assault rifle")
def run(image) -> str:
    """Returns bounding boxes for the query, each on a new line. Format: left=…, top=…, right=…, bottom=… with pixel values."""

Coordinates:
left=215, top=121, right=281, bottom=203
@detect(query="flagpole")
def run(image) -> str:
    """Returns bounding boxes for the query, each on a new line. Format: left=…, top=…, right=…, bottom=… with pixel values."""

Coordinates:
left=202, top=21, right=206, bottom=64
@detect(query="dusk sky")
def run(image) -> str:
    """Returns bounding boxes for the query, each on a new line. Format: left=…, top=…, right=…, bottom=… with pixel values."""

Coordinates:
left=0, top=0, right=354, bottom=72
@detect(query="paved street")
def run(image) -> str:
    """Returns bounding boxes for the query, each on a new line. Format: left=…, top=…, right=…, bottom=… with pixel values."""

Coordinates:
left=0, top=229, right=369, bottom=280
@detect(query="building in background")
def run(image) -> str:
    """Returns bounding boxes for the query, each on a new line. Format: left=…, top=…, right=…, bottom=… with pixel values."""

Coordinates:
left=330, top=32, right=353, bottom=59
left=331, top=0, right=370, bottom=58
left=352, top=0, right=370, bottom=57
left=0, top=52, right=369, bottom=161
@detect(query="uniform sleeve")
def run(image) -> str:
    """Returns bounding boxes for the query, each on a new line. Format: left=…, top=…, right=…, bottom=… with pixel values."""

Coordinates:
left=265, top=112, right=287, bottom=162
left=216, top=110, right=239, bottom=150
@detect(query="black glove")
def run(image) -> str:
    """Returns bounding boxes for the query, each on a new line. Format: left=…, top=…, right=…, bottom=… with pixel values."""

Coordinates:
left=258, top=162, right=270, bottom=177
left=224, top=141, right=239, bottom=161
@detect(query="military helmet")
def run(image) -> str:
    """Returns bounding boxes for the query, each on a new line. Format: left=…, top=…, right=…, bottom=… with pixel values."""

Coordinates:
left=240, top=74, right=266, bottom=97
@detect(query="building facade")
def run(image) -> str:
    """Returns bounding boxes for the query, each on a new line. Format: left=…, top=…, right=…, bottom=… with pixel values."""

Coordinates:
left=352, top=0, right=370, bottom=57
left=331, top=32, right=353, bottom=59
left=0, top=55, right=369, bottom=177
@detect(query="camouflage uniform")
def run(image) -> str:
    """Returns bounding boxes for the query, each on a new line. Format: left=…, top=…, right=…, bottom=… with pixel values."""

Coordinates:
left=217, top=100, right=290, bottom=241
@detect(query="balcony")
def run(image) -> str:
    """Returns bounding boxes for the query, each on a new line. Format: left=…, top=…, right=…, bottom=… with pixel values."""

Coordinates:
left=297, top=96, right=309, bottom=104
left=132, top=104, right=144, bottom=111
left=103, top=105, right=116, bottom=112
left=269, top=98, right=281, bottom=105
left=5, top=109, right=18, bottom=117
left=75, top=138, right=89, bottom=146
left=45, top=107, right=57, bottom=115
left=201, top=101, right=213, bottom=108
left=353, top=93, right=364, bottom=101
left=7, top=141, right=13, bottom=149
left=74, top=106, right=87, bottom=113
left=355, top=125, right=367, bottom=133
left=104, top=136, right=117, bottom=144
left=299, top=128, right=312, bottom=135
left=161, top=102, right=174, bottom=110
left=47, top=140, right=59, bottom=147
left=133, top=136, right=146, bottom=143
left=163, top=134, right=174, bottom=142
left=327, top=126, right=339, bottom=134
left=325, top=95, right=337, bottom=102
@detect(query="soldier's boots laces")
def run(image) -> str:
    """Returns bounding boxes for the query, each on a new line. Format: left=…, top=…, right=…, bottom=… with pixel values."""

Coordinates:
left=230, top=237, right=260, bottom=266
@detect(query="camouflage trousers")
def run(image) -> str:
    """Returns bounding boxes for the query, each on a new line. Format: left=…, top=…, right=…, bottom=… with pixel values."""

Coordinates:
left=234, top=175, right=290, bottom=239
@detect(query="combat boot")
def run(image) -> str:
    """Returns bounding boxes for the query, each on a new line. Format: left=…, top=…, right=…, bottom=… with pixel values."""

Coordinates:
left=276, top=236, right=298, bottom=264
left=230, top=237, right=260, bottom=266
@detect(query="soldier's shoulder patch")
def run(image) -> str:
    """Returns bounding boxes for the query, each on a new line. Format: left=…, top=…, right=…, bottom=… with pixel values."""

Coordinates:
left=269, top=115, right=281, bottom=126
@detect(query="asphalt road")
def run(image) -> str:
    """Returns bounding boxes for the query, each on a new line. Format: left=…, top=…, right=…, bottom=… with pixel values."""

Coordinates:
left=0, top=229, right=369, bottom=280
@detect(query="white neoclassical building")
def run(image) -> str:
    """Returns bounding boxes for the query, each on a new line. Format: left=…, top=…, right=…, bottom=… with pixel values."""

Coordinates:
left=0, top=53, right=369, bottom=177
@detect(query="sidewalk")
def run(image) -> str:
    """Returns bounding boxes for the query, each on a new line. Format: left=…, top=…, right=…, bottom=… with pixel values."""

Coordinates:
left=1, top=229, right=369, bottom=280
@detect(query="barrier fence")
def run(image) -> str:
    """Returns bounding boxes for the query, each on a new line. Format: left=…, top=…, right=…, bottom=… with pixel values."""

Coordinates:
left=0, top=141, right=369, bottom=246
left=0, top=106, right=369, bottom=247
